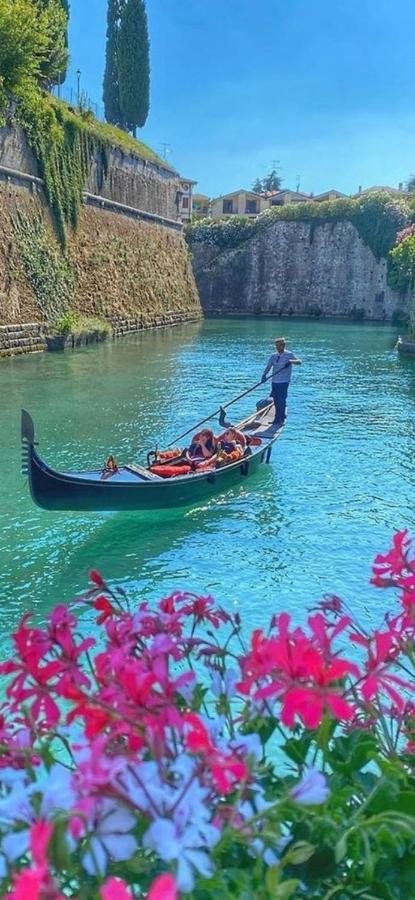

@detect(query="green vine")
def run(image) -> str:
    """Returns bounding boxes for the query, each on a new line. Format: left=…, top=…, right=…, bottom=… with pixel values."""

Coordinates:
left=15, top=90, right=108, bottom=247
left=12, top=210, right=75, bottom=320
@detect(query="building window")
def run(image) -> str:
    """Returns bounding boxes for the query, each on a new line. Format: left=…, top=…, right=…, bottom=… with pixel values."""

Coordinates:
left=245, top=200, right=258, bottom=214
left=223, top=199, right=233, bottom=214
left=182, top=197, right=189, bottom=209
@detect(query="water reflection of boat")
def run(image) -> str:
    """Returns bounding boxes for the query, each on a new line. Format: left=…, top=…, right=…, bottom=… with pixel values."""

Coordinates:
left=21, top=406, right=283, bottom=512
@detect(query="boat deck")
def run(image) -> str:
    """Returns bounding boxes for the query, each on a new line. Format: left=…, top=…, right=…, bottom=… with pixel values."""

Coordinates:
left=63, top=403, right=278, bottom=485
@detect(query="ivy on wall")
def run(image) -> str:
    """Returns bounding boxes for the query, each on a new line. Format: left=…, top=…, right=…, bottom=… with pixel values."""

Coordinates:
left=16, top=91, right=108, bottom=246
left=187, top=192, right=411, bottom=263
left=12, top=210, right=75, bottom=320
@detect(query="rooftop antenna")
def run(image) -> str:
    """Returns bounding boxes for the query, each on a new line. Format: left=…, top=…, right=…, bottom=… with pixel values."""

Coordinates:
left=159, top=142, right=172, bottom=160
left=296, top=174, right=301, bottom=193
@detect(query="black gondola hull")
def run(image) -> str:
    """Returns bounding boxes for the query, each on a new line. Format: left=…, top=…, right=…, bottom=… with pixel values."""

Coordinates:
left=22, top=410, right=281, bottom=512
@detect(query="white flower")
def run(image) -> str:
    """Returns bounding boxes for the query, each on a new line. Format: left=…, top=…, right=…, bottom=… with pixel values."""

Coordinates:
left=81, top=799, right=138, bottom=876
left=143, top=816, right=219, bottom=893
left=291, top=768, right=330, bottom=805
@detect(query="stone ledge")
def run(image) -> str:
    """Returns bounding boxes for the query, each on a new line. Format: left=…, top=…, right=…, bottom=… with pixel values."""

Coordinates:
left=0, top=322, right=46, bottom=358
left=110, top=311, right=201, bottom=336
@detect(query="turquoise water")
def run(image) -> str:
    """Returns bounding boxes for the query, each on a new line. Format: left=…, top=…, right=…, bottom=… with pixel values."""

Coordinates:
left=0, top=318, right=414, bottom=648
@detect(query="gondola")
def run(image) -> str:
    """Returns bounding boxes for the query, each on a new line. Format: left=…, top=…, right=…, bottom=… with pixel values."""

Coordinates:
left=21, top=404, right=283, bottom=512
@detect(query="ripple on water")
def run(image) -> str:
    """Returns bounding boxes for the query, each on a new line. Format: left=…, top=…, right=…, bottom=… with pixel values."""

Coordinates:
left=0, top=318, right=414, bottom=650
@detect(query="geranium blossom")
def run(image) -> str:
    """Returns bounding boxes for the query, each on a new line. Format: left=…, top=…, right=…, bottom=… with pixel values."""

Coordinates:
left=143, top=816, right=219, bottom=893
left=0, top=531, right=413, bottom=896
left=238, top=613, right=359, bottom=728
left=291, top=768, right=330, bottom=805
left=81, top=798, right=138, bottom=876
left=148, top=873, right=178, bottom=900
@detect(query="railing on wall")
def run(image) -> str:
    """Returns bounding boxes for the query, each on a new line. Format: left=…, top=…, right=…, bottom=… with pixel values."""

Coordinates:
left=0, top=164, right=184, bottom=232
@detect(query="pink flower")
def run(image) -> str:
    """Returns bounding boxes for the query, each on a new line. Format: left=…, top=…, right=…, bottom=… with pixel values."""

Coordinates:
left=148, top=874, right=178, bottom=900
left=8, top=867, right=44, bottom=900
left=93, top=595, right=117, bottom=625
left=8, top=821, right=63, bottom=899
left=178, top=593, right=230, bottom=628
left=184, top=713, right=248, bottom=793
left=371, top=530, right=412, bottom=583
left=352, top=628, right=411, bottom=711
left=239, top=614, right=359, bottom=729
left=31, top=820, right=53, bottom=868
left=90, top=570, right=107, bottom=588
left=101, top=876, right=133, bottom=899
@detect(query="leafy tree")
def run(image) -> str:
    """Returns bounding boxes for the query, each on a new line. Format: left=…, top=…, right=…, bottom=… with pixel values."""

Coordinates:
left=252, top=166, right=282, bottom=195
left=262, top=166, right=282, bottom=193
left=103, top=0, right=124, bottom=128
left=36, top=0, right=69, bottom=86
left=0, top=0, right=65, bottom=94
left=117, top=0, right=150, bottom=135
left=407, top=174, right=415, bottom=193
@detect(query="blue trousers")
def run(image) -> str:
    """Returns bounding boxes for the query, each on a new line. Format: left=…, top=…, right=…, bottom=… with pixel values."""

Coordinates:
left=271, top=382, right=289, bottom=424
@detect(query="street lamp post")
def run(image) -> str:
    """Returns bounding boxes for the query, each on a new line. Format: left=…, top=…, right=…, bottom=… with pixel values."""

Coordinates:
left=76, top=69, right=81, bottom=107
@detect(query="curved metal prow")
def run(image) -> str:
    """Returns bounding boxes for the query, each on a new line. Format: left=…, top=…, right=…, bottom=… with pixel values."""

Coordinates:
left=21, top=409, right=36, bottom=476
left=21, top=409, right=35, bottom=445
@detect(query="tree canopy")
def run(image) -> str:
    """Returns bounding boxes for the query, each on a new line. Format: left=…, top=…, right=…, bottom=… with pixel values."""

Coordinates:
left=252, top=166, right=283, bottom=195
left=103, top=0, right=123, bottom=128
left=0, top=0, right=67, bottom=94
left=103, top=0, right=150, bottom=135
left=36, top=0, right=69, bottom=85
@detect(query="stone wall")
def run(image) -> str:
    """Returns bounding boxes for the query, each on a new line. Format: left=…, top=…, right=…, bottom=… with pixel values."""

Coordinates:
left=191, top=220, right=409, bottom=322
left=86, top=146, right=180, bottom=220
left=0, top=124, right=181, bottom=220
left=0, top=125, right=38, bottom=177
left=0, top=180, right=201, bottom=341
left=0, top=322, right=45, bottom=358
left=0, top=123, right=202, bottom=355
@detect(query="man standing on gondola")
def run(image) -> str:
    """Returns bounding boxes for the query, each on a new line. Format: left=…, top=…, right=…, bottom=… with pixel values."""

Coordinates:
left=261, top=337, right=302, bottom=427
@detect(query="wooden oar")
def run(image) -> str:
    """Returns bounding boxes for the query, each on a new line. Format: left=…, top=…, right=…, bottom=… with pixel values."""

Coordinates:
left=167, top=373, right=273, bottom=448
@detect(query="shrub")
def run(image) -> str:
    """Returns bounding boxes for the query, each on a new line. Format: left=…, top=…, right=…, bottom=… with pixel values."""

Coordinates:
left=187, top=193, right=411, bottom=262
left=50, top=312, right=112, bottom=336
left=1, top=533, right=415, bottom=897
left=51, top=310, right=78, bottom=335
left=0, top=0, right=67, bottom=95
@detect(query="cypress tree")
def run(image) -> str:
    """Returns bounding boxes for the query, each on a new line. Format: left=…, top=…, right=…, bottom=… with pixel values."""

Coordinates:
left=103, top=0, right=124, bottom=128
left=117, top=0, right=150, bottom=136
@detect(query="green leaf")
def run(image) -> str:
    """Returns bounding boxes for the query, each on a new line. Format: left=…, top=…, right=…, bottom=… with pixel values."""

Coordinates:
left=285, top=840, right=315, bottom=865
left=265, top=864, right=281, bottom=893
left=275, top=879, right=301, bottom=898
left=329, top=730, right=378, bottom=776
left=335, top=833, right=348, bottom=863
left=395, top=791, right=415, bottom=817
left=282, top=733, right=313, bottom=765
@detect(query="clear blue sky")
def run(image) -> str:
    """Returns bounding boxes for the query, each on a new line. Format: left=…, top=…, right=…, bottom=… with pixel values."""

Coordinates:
left=67, top=0, right=415, bottom=198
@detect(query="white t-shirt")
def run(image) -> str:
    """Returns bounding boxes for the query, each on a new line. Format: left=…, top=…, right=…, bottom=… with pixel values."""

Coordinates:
left=263, top=351, right=296, bottom=384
